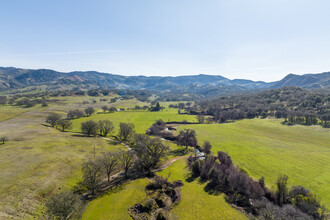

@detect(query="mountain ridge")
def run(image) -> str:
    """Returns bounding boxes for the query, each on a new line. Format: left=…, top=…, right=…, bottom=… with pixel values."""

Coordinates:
left=0, top=67, right=329, bottom=96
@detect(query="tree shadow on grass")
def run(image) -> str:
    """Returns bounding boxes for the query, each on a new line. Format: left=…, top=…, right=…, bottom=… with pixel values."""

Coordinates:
left=84, top=172, right=147, bottom=201
left=170, top=147, right=188, bottom=157
left=71, top=133, right=88, bottom=137
left=203, top=182, right=222, bottom=196
left=185, top=173, right=198, bottom=183
left=107, top=141, right=120, bottom=145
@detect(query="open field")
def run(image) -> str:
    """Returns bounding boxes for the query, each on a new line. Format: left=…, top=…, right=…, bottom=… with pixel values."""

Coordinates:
left=158, top=159, right=246, bottom=219
left=0, top=109, right=124, bottom=218
left=0, top=105, right=40, bottom=122
left=82, top=159, right=246, bottom=220
left=82, top=178, right=150, bottom=220
left=0, top=97, right=195, bottom=218
left=70, top=108, right=197, bottom=134
left=179, top=119, right=330, bottom=206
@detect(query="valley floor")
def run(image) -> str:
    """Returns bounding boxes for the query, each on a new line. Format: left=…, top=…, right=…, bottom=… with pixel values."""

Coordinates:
left=0, top=98, right=329, bottom=219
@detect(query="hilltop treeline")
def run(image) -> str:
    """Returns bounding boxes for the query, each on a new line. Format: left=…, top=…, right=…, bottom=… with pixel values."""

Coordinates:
left=195, top=87, right=330, bottom=127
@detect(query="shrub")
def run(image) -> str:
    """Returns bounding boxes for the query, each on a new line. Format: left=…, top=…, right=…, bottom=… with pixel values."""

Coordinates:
left=289, top=186, right=325, bottom=218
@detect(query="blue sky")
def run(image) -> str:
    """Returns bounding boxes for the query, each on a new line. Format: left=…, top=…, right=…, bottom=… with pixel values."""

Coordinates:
left=1, top=0, right=330, bottom=81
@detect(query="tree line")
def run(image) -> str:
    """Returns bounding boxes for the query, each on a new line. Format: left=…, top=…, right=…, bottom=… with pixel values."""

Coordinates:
left=44, top=130, right=170, bottom=219
left=190, top=87, right=330, bottom=127
left=187, top=146, right=327, bottom=219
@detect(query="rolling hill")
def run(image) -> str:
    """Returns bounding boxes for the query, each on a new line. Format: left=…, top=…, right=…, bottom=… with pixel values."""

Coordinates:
left=0, top=67, right=329, bottom=96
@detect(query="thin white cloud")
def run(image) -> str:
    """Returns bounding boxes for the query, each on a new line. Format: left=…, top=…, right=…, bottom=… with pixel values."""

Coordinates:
left=16, top=50, right=119, bottom=57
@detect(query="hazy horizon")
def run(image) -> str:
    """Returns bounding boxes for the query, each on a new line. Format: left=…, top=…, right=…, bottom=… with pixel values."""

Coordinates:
left=1, top=0, right=330, bottom=82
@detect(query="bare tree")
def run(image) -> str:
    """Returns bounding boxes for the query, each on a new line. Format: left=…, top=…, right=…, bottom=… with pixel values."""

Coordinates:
left=98, top=120, right=114, bottom=137
left=46, top=113, right=61, bottom=127
left=82, top=159, right=102, bottom=194
left=120, top=150, right=134, bottom=179
left=99, top=152, right=119, bottom=182
left=57, top=119, right=72, bottom=132
left=118, top=123, right=135, bottom=141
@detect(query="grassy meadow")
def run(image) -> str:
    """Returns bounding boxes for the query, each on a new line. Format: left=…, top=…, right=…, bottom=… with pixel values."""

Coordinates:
left=179, top=119, right=330, bottom=206
left=82, top=159, right=246, bottom=220
left=0, top=110, right=124, bottom=218
left=0, top=96, right=152, bottom=218
left=82, top=179, right=150, bottom=220
left=69, top=108, right=197, bottom=134
left=158, top=159, right=246, bottom=219
left=0, top=105, right=40, bottom=122
left=0, top=96, right=194, bottom=218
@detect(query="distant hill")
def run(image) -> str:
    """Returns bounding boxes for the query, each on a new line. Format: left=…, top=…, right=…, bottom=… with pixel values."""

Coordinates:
left=0, top=67, right=329, bottom=97
left=0, top=67, right=270, bottom=92
left=271, top=72, right=330, bottom=89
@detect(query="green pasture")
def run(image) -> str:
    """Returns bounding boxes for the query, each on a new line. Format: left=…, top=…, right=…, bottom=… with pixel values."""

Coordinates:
left=82, top=159, right=246, bottom=220
left=70, top=108, right=197, bottom=134
left=158, top=159, right=246, bottom=219
left=82, top=178, right=150, bottom=220
left=179, top=118, right=330, bottom=206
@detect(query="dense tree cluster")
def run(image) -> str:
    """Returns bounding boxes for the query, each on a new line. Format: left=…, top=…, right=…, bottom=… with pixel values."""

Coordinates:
left=195, top=87, right=329, bottom=127
left=146, top=119, right=167, bottom=136
left=150, top=102, right=162, bottom=111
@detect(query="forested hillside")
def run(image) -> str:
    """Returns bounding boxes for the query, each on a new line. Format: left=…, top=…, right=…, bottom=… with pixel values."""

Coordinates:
left=195, top=87, right=330, bottom=127
left=1, top=67, right=330, bottom=99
